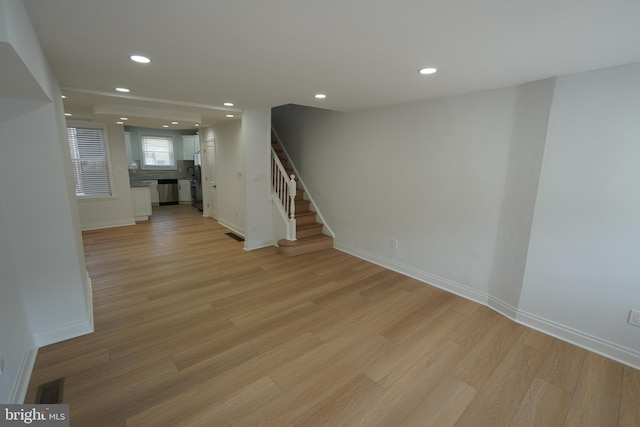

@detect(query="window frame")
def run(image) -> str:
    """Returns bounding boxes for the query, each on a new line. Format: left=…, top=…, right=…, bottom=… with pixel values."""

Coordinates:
left=140, top=134, right=177, bottom=170
left=66, top=122, right=115, bottom=200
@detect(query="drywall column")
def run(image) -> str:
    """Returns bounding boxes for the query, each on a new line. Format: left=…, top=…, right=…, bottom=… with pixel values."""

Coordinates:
left=0, top=0, right=92, bottom=402
left=519, top=63, right=640, bottom=368
left=487, top=78, right=555, bottom=315
left=242, top=108, right=274, bottom=249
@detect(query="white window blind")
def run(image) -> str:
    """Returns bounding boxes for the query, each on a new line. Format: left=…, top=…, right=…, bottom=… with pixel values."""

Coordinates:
left=141, top=135, right=175, bottom=168
left=67, top=126, right=112, bottom=197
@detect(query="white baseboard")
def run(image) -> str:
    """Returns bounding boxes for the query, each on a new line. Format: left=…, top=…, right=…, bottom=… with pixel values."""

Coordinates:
left=334, top=242, right=488, bottom=306
left=80, top=219, right=135, bottom=231
left=85, top=271, right=94, bottom=332
left=334, top=240, right=640, bottom=370
left=244, top=240, right=276, bottom=251
left=217, top=218, right=245, bottom=238
left=10, top=342, right=38, bottom=404
left=32, top=319, right=93, bottom=348
left=515, top=309, right=640, bottom=370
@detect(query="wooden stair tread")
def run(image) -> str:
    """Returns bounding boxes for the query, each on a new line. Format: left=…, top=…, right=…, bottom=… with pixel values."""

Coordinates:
left=297, top=222, right=322, bottom=230
left=277, top=234, right=333, bottom=256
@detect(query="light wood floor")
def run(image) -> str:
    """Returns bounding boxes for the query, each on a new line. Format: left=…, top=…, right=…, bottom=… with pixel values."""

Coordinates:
left=26, top=205, right=640, bottom=426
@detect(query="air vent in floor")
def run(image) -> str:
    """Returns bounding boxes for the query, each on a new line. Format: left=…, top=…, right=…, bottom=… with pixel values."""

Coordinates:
left=35, top=378, right=65, bottom=404
left=225, top=232, right=245, bottom=242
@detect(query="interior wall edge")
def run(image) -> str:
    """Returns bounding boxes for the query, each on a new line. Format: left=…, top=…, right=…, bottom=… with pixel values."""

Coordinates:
left=9, top=341, right=37, bottom=404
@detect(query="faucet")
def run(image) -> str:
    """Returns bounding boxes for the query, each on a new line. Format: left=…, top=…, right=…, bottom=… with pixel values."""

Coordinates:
left=186, top=166, right=194, bottom=178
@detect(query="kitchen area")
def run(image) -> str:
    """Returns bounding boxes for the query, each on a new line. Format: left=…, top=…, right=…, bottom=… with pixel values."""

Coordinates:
left=126, top=126, right=202, bottom=221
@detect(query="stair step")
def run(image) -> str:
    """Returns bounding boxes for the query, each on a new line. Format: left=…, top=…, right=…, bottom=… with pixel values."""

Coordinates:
left=277, top=234, right=333, bottom=256
left=295, top=199, right=310, bottom=212
left=296, top=211, right=317, bottom=225
left=296, top=222, right=323, bottom=238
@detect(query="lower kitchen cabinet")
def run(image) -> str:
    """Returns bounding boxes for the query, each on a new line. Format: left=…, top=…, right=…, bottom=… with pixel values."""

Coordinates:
left=131, top=187, right=152, bottom=221
left=178, top=179, right=191, bottom=204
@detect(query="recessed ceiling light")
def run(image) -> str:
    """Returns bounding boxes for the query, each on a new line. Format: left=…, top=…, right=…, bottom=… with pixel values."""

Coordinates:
left=116, top=121, right=124, bottom=125
left=419, top=67, right=437, bottom=75
left=171, top=121, right=178, bottom=125
left=223, top=102, right=234, bottom=107
left=226, top=114, right=234, bottom=118
left=64, top=113, right=72, bottom=116
left=120, top=117, right=128, bottom=120
left=314, top=93, right=327, bottom=99
left=162, top=125, right=169, bottom=128
left=130, top=55, right=151, bottom=64
left=115, top=87, right=130, bottom=93
left=195, top=124, right=199, bottom=127
left=61, top=95, right=66, bottom=99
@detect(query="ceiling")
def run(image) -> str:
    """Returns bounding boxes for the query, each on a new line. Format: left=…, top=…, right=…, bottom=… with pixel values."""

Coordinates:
left=23, top=0, right=640, bottom=130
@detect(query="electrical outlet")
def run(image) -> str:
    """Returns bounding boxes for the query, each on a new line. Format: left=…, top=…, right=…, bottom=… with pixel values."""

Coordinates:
left=628, top=309, right=640, bottom=327
left=0, top=356, right=4, bottom=374
left=391, top=239, right=399, bottom=249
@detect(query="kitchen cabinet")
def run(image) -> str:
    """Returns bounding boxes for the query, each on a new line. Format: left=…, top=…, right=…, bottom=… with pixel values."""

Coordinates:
left=178, top=179, right=191, bottom=204
left=182, top=135, right=199, bottom=161
left=131, top=187, right=152, bottom=221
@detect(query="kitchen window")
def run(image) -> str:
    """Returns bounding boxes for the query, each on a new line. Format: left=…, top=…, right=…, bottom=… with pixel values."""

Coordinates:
left=67, top=124, right=113, bottom=197
left=141, top=135, right=176, bottom=170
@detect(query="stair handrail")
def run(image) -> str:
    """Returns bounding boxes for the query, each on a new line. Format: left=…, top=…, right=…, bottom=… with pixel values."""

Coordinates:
left=271, top=127, right=336, bottom=240
left=271, top=147, right=297, bottom=240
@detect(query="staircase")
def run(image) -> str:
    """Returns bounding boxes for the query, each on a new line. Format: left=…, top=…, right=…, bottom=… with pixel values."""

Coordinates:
left=271, top=132, right=333, bottom=256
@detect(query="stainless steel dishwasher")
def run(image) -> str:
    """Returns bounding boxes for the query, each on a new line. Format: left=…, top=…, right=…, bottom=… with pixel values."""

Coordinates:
left=157, top=179, right=179, bottom=205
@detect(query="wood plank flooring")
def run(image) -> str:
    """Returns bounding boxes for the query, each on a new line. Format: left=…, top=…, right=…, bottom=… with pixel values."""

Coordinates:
left=25, top=205, right=640, bottom=426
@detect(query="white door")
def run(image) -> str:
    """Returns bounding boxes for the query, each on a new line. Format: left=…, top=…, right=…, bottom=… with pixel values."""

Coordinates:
left=204, top=139, right=217, bottom=219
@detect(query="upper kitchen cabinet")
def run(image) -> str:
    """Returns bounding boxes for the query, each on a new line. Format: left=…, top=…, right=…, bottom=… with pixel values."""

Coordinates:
left=182, top=135, right=199, bottom=161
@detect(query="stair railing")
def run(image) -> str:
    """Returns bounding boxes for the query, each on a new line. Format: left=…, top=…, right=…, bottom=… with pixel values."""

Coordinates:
left=271, top=147, right=297, bottom=240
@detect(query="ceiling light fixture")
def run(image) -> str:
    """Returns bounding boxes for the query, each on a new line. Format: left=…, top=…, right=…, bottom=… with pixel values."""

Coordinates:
left=314, top=93, right=327, bottom=99
left=115, top=87, right=130, bottom=93
left=61, top=95, right=66, bottom=99
left=419, top=67, right=437, bottom=75
left=162, top=125, right=169, bottom=128
left=64, top=113, right=72, bottom=117
left=116, top=121, right=124, bottom=125
left=223, top=102, right=234, bottom=107
left=120, top=117, right=128, bottom=120
left=130, top=55, right=151, bottom=64
left=195, top=124, right=199, bottom=127
left=226, top=114, right=234, bottom=118
left=171, top=121, right=178, bottom=125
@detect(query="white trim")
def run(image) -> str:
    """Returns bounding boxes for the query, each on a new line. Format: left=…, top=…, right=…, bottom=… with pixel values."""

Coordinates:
left=244, top=240, right=276, bottom=251
left=335, top=241, right=488, bottom=305
left=85, top=271, right=94, bottom=333
left=515, top=309, right=640, bottom=370
left=217, top=218, right=245, bottom=239
left=334, top=239, right=640, bottom=370
left=9, top=343, right=38, bottom=404
left=80, top=219, right=135, bottom=231
left=32, top=319, right=93, bottom=348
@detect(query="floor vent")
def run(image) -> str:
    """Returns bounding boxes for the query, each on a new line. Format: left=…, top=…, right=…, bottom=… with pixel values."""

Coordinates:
left=225, top=232, right=245, bottom=242
left=35, top=378, right=65, bottom=404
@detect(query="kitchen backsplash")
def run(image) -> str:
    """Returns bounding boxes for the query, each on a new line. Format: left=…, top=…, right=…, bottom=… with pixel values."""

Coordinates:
left=128, top=160, right=195, bottom=181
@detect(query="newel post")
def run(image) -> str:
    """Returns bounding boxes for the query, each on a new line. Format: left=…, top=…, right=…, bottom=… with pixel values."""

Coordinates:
left=289, top=175, right=297, bottom=240
left=289, top=174, right=297, bottom=220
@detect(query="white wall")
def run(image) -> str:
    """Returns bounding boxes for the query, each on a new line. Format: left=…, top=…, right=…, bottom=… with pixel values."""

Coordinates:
left=242, top=109, right=273, bottom=250
left=519, top=63, right=640, bottom=365
left=211, top=120, right=245, bottom=235
left=76, top=124, right=135, bottom=230
left=0, top=190, right=32, bottom=403
left=487, top=78, right=555, bottom=314
left=274, top=87, right=520, bottom=302
left=272, top=63, right=640, bottom=368
left=0, top=0, right=92, bottom=403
